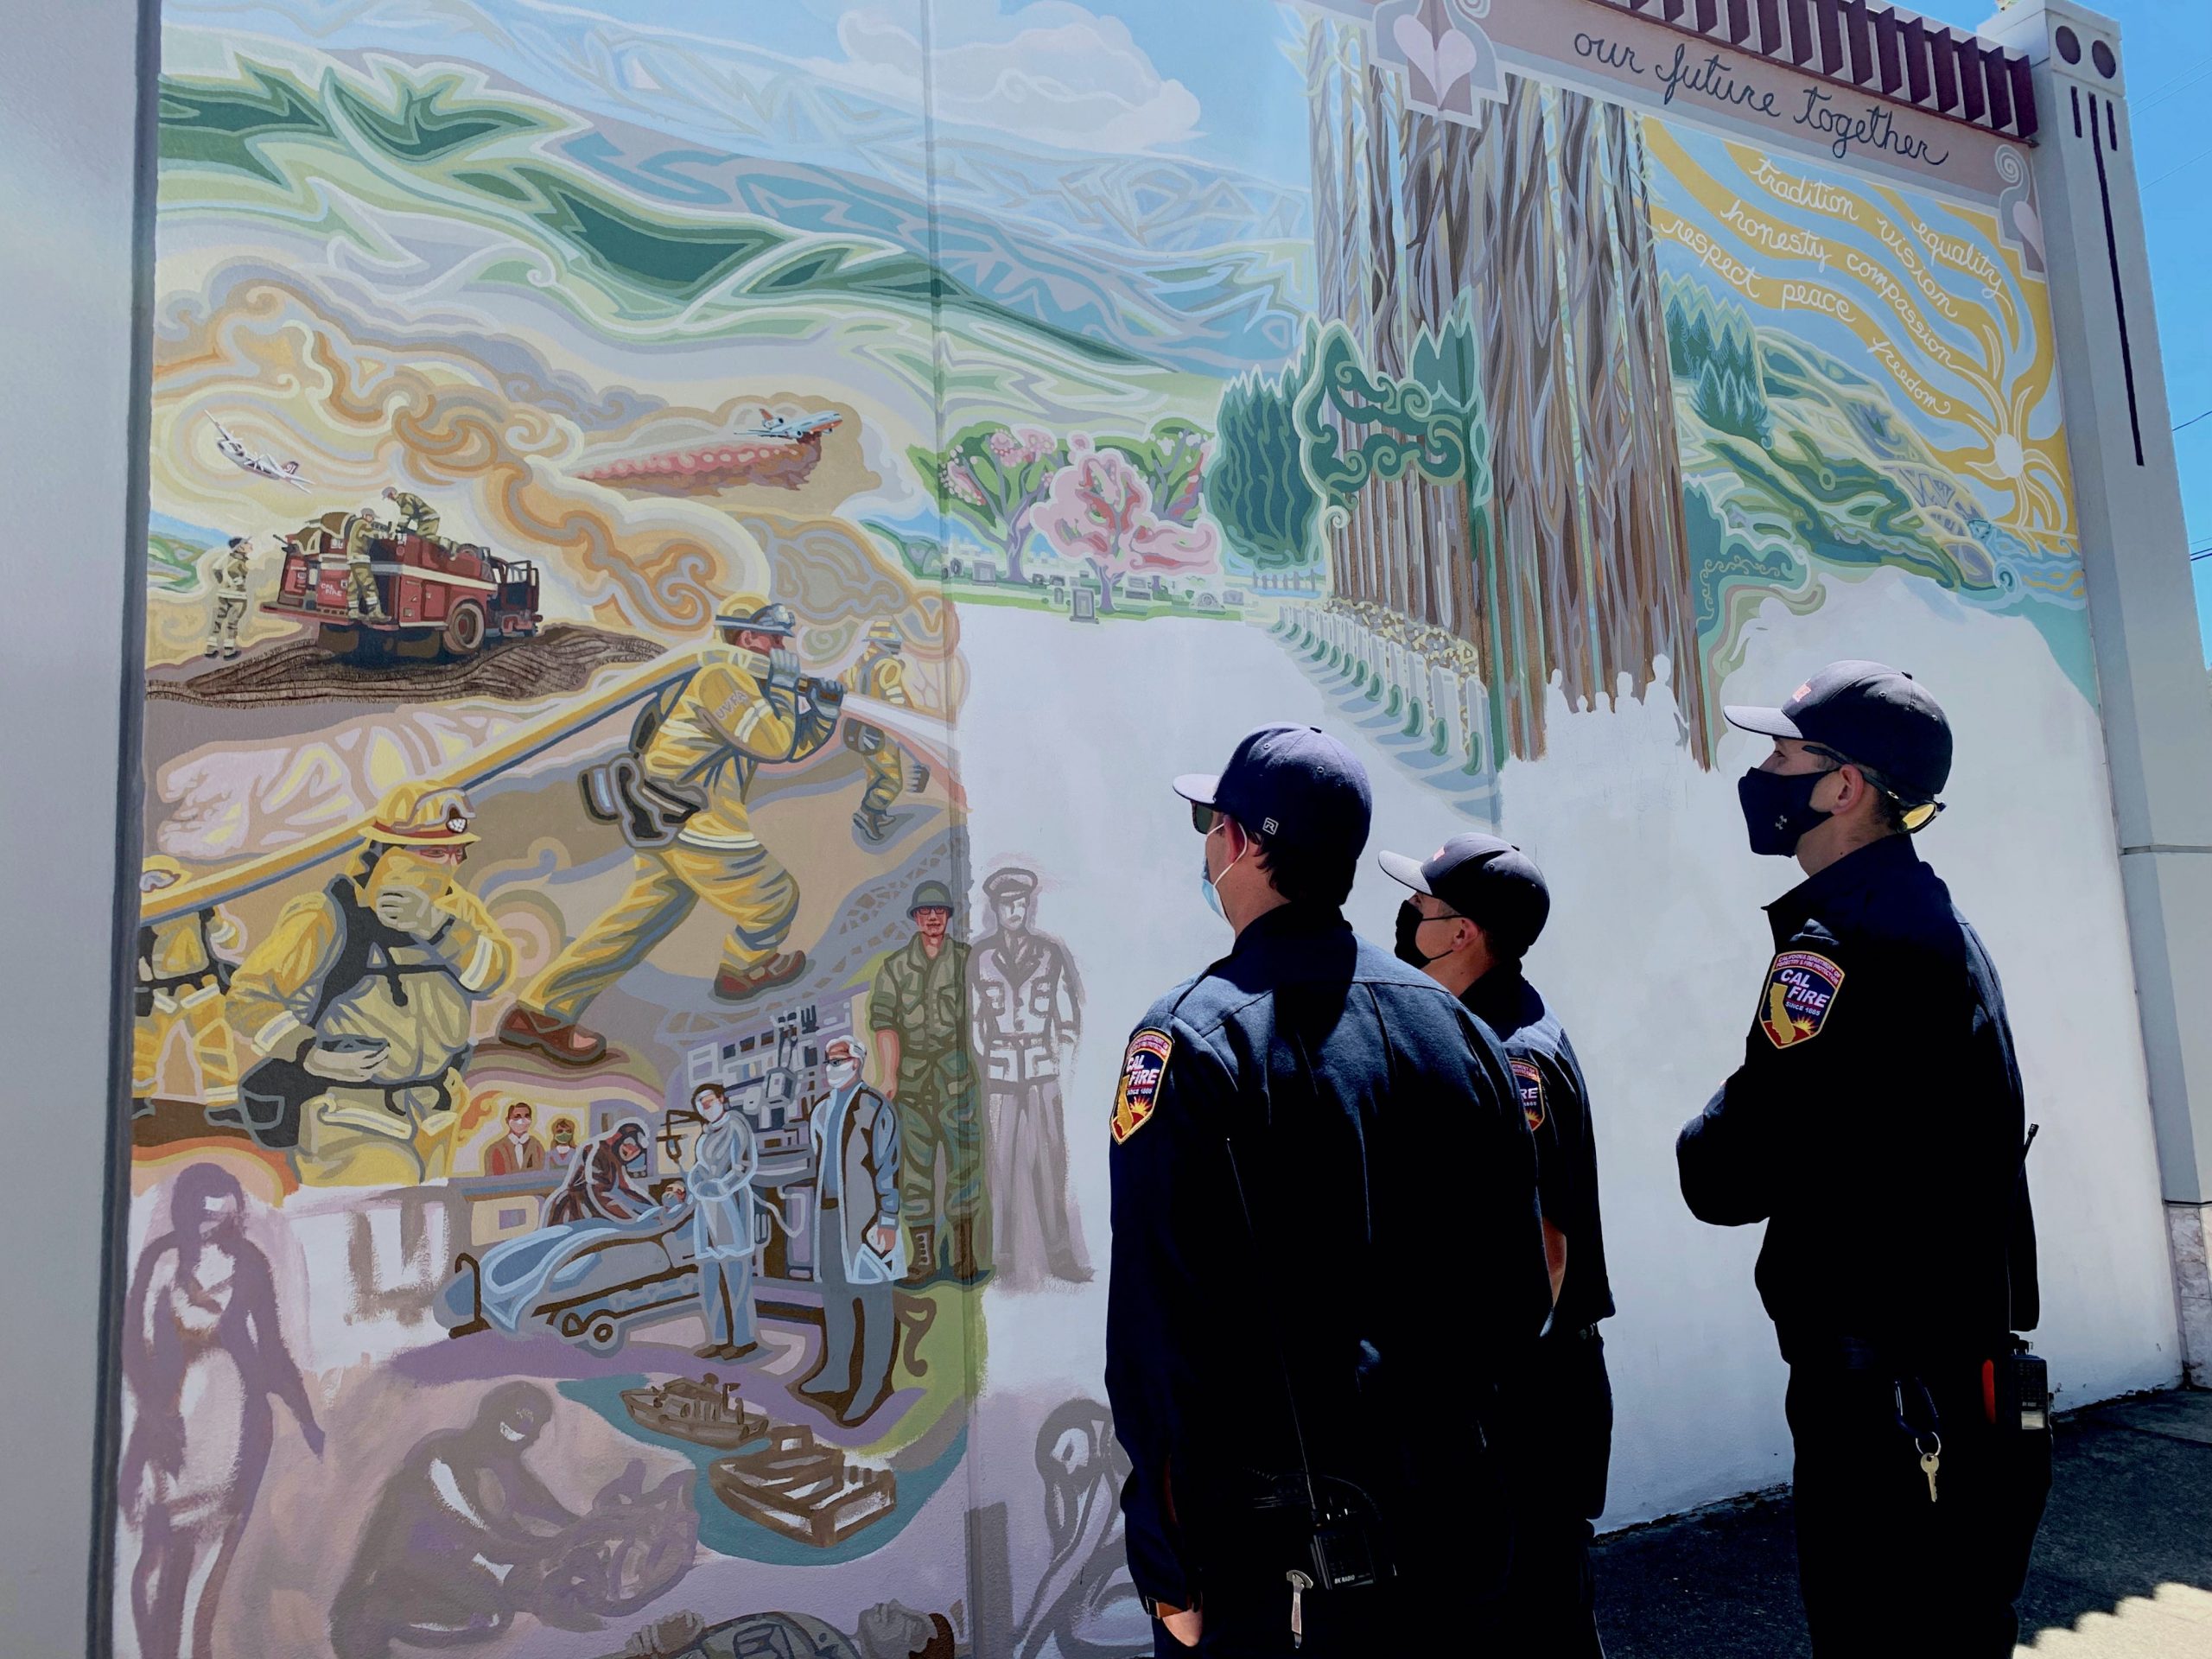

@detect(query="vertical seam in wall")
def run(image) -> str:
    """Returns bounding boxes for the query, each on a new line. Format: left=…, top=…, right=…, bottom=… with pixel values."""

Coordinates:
left=88, top=0, right=163, bottom=1649
left=2086, top=92, right=2145, bottom=467
left=915, top=2, right=989, bottom=1644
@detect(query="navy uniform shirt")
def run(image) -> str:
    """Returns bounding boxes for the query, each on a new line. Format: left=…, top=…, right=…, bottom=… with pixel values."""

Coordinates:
left=1103, top=904, right=1551, bottom=1610
left=1462, top=969, right=1614, bottom=1337
left=1676, top=835, right=2038, bottom=1361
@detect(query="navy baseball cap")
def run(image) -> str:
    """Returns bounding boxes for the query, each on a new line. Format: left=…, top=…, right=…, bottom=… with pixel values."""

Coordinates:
left=1726, top=660, right=1953, bottom=804
left=1174, top=724, right=1372, bottom=860
left=1379, top=833, right=1551, bottom=958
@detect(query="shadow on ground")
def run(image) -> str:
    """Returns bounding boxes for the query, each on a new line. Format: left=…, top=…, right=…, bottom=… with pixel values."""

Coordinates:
left=1592, top=1389, right=2212, bottom=1656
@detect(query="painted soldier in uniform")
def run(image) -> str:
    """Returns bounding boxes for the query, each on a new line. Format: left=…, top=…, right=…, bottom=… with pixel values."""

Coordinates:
left=686, top=1082, right=762, bottom=1363
left=204, top=537, right=251, bottom=659
left=226, top=783, right=514, bottom=1186
left=382, top=484, right=441, bottom=540
left=969, top=867, right=1090, bottom=1290
left=842, top=619, right=924, bottom=842
left=798, top=1034, right=904, bottom=1427
left=131, top=854, right=244, bottom=1122
left=869, top=880, right=986, bottom=1287
left=500, top=597, right=843, bottom=1065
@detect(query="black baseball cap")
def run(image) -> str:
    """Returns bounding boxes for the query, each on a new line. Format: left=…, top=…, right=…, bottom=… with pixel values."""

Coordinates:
left=1379, top=833, right=1550, bottom=958
left=1725, top=660, right=1952, bottom=804
left=1175, top=724, right=1372, bottom=861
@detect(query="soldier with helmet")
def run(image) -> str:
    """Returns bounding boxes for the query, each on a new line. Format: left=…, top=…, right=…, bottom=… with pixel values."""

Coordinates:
left=499, top=595, right=844, bottom=1065
left=842, top=619, right=925, bottom=843
left=226, top=782, right=516, bottom=1186
left=130, top=854, right=245, bottom=1122
left=869, top=879, right=986, bottom=1287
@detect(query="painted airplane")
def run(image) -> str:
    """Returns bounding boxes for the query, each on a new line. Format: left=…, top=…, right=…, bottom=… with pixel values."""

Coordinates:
left=743, top=408, right=842, bottom=442
left=208, top=419, right=311, bottom=491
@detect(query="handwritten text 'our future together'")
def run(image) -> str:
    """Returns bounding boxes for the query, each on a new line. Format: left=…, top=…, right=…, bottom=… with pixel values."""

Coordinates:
left=1573, top=35, right=1953, bottom=168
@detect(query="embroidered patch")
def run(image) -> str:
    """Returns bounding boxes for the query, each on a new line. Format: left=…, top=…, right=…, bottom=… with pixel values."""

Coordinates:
left=1113, top=1029, right=1173, bottom=1144
left=1510, top=1058, right=1547, bottom=1131
left=1760, top=950, right=1845, bottom=1049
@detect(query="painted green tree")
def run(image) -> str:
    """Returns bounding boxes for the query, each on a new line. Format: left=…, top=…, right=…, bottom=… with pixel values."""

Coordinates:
left=908, top=424, right=1064, bottom=584
left=1208, top=365, right=1323, bottom=569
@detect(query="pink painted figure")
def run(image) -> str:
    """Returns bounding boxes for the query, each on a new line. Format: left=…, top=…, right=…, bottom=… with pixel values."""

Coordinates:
left=120, top=1163, right=322, bottom=1659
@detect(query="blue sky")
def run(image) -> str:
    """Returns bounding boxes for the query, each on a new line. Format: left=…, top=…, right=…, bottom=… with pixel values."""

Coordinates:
left=1923, top=0, right=2212, bottom=661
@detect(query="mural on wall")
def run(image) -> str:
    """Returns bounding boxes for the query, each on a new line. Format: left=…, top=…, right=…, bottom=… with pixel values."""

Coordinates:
left=114, top=1, right=2098, bottom=1654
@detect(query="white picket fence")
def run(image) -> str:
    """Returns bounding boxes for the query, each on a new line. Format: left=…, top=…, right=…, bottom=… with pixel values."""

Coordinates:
left=1274, top=604, right=1485, bottom=771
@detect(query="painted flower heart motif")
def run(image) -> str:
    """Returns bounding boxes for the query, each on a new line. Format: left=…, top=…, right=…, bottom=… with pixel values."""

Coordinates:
left=1393, top=10, right=1479, bottom=107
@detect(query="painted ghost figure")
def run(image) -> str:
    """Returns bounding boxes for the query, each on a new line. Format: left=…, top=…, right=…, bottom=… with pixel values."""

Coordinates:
left=121, top=1162, right=323, bottom=1659
left=969, top=868, right=1090, bottom=1290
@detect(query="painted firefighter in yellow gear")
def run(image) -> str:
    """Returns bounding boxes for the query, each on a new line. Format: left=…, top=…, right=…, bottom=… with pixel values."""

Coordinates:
left=340, top=506, right=389, bottom=621
left=498, top=597, right=843, bottom=1067
left=226, top=783, right=513, bottom=1186
left=131, top=855, right=244, bottom=1122
left=382, top=485, right=441, bottom=540
left=842, top=619, right=926, bottom=843
left=204, top=537, right=252, bottom=659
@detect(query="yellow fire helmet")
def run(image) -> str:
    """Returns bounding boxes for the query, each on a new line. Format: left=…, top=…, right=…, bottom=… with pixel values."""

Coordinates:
left=139, top=853, right=188, bottom=893
left=865, top=619, right=906, bottom=650
left=364, top=781, right=480, bottom=849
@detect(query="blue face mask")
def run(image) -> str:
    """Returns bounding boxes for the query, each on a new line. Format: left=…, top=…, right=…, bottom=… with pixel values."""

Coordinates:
left=1200, top=843, right=1226, bottom=918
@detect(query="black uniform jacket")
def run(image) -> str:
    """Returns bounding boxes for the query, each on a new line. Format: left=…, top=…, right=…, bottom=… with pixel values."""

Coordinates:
left=1677, top=836, right=2038, bottom=1364
left=1103, top=904, right=1550, bottom=1610
left=1462, top=969, right=1615, bottom=1338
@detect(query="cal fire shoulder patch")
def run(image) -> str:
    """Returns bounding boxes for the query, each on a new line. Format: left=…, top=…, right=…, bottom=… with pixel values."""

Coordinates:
left=1760, top=950, right=1845, bottom=1050
left=1112, top=1029, right=1173, bottom=1144
left=1510, top=1057, right=1548, bottom=1131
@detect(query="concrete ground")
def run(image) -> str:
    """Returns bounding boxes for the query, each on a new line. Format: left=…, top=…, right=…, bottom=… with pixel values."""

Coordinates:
left=1592, top=1390, right=2212, bottom=1656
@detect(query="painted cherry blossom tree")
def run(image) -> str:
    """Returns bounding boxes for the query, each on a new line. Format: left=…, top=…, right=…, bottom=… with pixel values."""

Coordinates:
left=1036, top=435, right=1219, bottom=611
left=916, top=423, right=1064, bottom=584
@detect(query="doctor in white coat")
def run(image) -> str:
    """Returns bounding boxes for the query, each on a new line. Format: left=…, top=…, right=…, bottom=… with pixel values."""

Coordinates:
left=799, top=1034, right=904, bottom=1426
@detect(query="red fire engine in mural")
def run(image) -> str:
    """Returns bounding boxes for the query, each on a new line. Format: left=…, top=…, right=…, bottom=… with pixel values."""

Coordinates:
left=266, top=494, right=543, bottom=661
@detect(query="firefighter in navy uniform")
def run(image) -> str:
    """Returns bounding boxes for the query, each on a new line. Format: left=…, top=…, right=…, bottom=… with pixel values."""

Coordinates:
left=1379, top=833, right=1612, bottom=1656
left=1677, top=661, right=2050, bottom=1657
left=1105, top=724, right=1550, bottom=1657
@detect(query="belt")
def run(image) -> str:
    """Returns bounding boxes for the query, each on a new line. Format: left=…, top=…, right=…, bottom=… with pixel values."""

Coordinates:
left=1544, top=1323, right=1601, bottom=1345
left=1785, top=1332, right=2005, bottom=1375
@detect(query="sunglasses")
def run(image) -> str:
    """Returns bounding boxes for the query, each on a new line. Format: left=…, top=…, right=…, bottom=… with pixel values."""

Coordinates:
left=1191, top=802, right=1222, bottom=835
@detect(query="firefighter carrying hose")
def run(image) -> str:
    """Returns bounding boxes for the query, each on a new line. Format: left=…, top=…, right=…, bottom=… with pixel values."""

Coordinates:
left=131, top=855, right=244, bottom=1122
left=228, top=783, right=514, bottom=1186
left=499, top=595, right=844, bottom=1067
left=842, top=620, right=929, bottom=843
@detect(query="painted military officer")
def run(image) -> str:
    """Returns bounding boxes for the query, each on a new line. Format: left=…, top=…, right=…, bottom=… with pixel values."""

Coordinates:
left=969, top=867, right=1090, bottom=1290
left=868, top=879, right=985, bottom=1287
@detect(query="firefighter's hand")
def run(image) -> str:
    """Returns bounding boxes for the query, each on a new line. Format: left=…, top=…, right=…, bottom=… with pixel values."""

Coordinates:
left=374, top=886, right=442, bottom=938
left=811, top=677, right=845, bottom=710
left=304, top=1040, right=387, bottom=1083
left=766, top=648, right=801, bottom=695
left=908, top=761, right=931, bottom=794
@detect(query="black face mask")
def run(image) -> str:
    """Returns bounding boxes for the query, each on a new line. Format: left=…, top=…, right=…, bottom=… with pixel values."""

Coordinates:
left=1738, top=766, right=1835, bottom=857
left=1393, top=899, right=1453, bottom=968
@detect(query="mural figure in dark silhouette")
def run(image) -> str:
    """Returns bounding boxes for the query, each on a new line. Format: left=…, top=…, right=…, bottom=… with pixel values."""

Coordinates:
left=329, top=1381, right=696, bottom=1658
